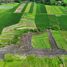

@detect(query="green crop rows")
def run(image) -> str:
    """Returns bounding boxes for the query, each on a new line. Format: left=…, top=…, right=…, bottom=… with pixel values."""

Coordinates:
left=32, top=32, right=51, bottom=49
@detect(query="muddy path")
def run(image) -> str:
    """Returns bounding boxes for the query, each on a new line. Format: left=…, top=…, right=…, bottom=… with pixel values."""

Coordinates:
left=47, top=29, right=59, bottom=49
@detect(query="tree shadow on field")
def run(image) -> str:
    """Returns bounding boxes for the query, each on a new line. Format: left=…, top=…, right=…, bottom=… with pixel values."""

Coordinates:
left=0, top=2, right=28, bottom=34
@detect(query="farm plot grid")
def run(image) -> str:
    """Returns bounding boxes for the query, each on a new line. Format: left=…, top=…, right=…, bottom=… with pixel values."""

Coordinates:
left=0, top=2, right=67, bottom=50
left=0, top=54, right=67, bottom=67
left=52, top=30, right=67, bottom=50
left=0, top=1, right=67, bottom=67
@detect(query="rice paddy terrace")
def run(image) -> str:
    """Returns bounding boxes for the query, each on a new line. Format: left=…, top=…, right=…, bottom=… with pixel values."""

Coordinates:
left=0, top=1, right=67, bottom=67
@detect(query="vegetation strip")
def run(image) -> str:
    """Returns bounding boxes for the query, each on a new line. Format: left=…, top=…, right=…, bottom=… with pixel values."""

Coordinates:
left=24, top=2, right=32, bottom=13
left=14, top=2, right=27, bottom=13
left=29, top=2, right=34, bottom=13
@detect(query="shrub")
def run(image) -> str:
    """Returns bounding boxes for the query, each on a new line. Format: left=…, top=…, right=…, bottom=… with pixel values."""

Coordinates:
left=55, top=1, right=64, bottom=6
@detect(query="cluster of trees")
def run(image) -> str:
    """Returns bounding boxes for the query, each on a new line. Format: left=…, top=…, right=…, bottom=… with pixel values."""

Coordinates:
left=0, top=0, right=66, bottom=6
left=55, top=0, right=67, bottom=6
left=32, top=0, right=67, bottom=6
left=30, top=0, right=51, bottom=4
left=0, top=0, right=19, bottom=3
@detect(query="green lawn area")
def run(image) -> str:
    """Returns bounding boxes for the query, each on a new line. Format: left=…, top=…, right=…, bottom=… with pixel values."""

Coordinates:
left=32, top=32, right=51, bottom=49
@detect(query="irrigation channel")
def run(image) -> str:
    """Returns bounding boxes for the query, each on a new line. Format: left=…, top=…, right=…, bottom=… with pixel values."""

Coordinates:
left=0, top=29, right=67, bottom=59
